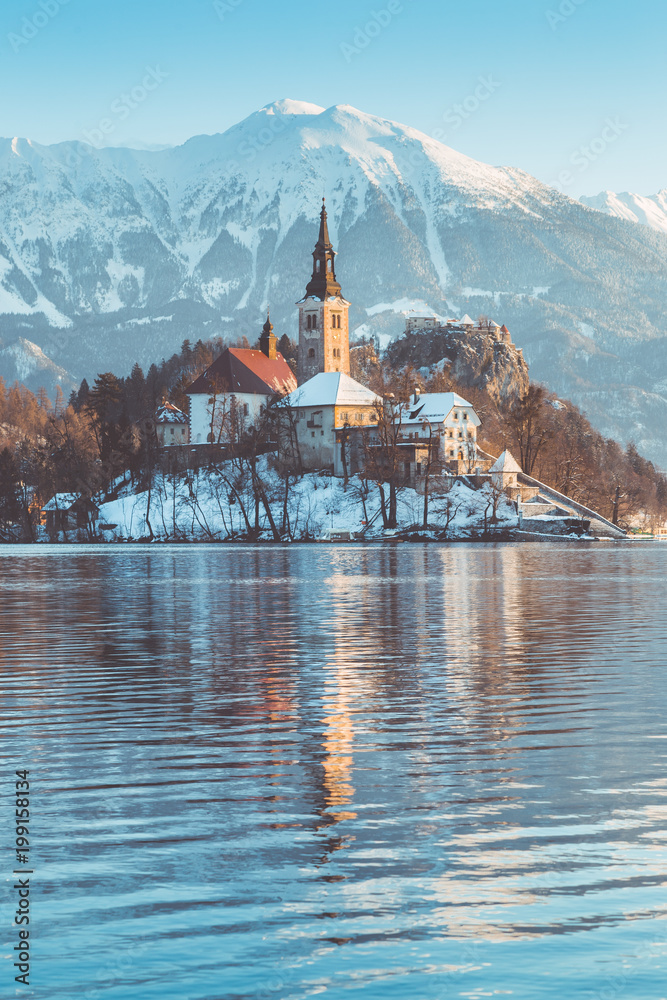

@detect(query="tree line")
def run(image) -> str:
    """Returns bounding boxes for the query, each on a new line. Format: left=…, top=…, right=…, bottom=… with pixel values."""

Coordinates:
left=1, top=330, right=665, bottom=539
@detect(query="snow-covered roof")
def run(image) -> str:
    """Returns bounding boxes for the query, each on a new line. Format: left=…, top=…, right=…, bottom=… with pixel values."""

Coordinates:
left=155, top=402, right=187, bottom=424
left=400, top=392, right=481, bottom=427
left=282, top=372, right=380, bottom=408
left=489, top=320, right=500, bottom=329
left=42, top=493, right=79, bottom=511
left=489, top=449, right=522, bottom=474
left=459, top=314, right=474, bottom=326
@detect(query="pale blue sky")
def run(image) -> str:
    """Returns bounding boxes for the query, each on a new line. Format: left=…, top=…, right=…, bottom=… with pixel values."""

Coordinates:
left=1, top=0, right=665, bottom=196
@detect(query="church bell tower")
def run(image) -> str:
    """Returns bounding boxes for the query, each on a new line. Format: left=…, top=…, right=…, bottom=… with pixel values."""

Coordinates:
left=297, top=198, right=350, bottom=384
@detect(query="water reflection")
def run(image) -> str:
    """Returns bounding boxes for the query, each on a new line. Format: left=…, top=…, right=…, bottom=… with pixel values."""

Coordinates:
left=1, top=543, right=667, bottom=1000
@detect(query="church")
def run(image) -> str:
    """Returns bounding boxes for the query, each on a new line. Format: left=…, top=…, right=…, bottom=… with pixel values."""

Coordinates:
left=282, top=199, right=482, bottom=477
left=184, top=196, right=482, bottom=478
left=297, top=197, right=352, bottom=382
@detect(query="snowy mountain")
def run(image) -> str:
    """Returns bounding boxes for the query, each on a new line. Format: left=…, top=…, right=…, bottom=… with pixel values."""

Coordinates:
left=2, top=100, right=667, bottom=462
left=0, top=338, right=77, bottom=395
left=580, top=190, right=667, bottom=234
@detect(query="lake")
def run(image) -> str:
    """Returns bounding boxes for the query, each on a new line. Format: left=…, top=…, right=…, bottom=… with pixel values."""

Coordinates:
left=1, top=542, right=666, bottom=1000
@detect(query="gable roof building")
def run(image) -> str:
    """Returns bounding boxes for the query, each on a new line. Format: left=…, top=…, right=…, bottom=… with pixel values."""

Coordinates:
left=399, top=391, right=481, bottom=429
left=186, top=316, right=297, bottom=445
left=155, top=401, right=189, bottom=447
left=187, top=346, right=296, bottom=398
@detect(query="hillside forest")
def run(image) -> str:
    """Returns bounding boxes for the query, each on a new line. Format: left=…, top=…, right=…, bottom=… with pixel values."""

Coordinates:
left=1, top=330, right=666, bottom=539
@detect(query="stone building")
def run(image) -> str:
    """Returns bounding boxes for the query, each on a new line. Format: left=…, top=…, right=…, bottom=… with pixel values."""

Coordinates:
left=279, top=372, right=380, bottom=473
left=297, top=199, right=351, bottom=384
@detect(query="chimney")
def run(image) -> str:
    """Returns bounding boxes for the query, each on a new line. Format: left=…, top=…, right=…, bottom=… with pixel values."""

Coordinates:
left=413, top=387, right=421, bottom=405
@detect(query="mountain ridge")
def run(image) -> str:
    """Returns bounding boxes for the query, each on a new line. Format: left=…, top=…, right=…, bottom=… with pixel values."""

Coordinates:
left=1, top=99, right=667, bottom=462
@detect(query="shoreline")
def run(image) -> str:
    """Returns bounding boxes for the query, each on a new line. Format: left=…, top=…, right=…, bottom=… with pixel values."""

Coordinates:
left=1, top=531, right=630, bottom=547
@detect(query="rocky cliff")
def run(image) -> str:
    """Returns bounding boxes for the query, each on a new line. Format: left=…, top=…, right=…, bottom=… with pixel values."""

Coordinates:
left=386, top=323, right=530, bottom=405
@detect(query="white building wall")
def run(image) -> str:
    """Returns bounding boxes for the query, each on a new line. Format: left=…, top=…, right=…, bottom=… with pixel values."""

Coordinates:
left=188, top=392, right=269, bottom=444
left=294, top=405, right=336, bottom=470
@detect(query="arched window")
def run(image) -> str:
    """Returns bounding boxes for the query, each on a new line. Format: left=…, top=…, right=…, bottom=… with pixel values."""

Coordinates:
left=312, top=315, right=317, bottom=329
left=308, top=348, right=315, bottom=358
left=306, top=315, right=311, bottom=330
left=327, top=259, right=331, bottom=271
left=316, top=260, right=320, bottom=273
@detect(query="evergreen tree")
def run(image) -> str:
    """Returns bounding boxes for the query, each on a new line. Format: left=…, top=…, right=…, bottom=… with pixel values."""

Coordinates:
left=72, top=378, right=90, bottom=413
left=0, top=448, right=22, bottom=533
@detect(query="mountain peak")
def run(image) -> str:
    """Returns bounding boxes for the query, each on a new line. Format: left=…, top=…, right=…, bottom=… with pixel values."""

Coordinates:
left=262, top=99, right=326, bottom=117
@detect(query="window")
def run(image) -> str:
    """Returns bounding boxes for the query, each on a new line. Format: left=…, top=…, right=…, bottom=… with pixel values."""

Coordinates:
left=312, top=431, right=315, bottom=438
left=449, top=449, right=454, bottom=457
left=454, top=412, right=459, bottom=420
left=449, top=430, right=453, bottom=438
left=243, top=403, right=249, bottom=417
left=463, top=412, right=468, bottom=420
left=207, top=432, right=214, bottom=443
left=356, top=412, right=363, bottom=421
left=341, top=412, right=349, bottom=422
left=316, top=260, right=320, bottom=273
left=308, top=348, right=315, bottom=358
left=306, top=314, right=311, bottom=330
left=312, top=315, right=317, bottom=329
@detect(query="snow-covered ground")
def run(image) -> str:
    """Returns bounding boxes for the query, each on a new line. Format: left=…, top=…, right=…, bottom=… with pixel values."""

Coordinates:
left=94, top=466, right=518, bottom=542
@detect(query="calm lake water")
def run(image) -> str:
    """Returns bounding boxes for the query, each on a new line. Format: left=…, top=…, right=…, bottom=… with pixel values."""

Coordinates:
left=2, top=543, right=667, bottom=1000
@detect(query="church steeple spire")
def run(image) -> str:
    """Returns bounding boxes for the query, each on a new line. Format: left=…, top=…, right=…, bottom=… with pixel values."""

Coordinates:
left=260, top=309, right=277, bottom=359
left=305, top=198, right=342, bottom=300
left=317, top=196, right=332, bottom=248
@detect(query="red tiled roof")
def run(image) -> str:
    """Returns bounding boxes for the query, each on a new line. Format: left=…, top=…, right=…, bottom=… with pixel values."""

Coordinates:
left=186, top=348, right=297, bottom=397
left=500, top=324, right=510, bottom=333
